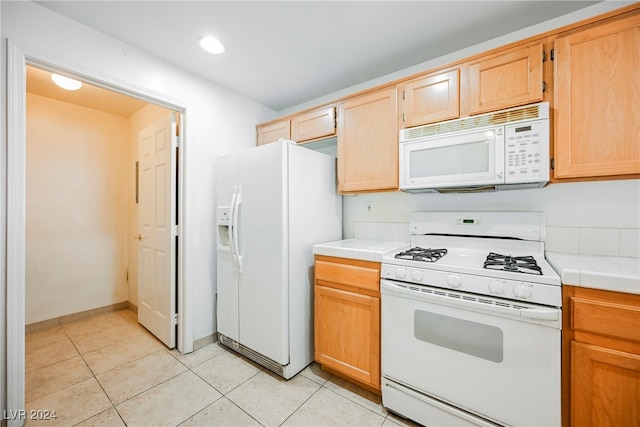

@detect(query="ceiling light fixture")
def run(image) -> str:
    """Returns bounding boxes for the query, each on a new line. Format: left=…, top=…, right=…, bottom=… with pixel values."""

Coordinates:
left=199, top=36, right=225, bottom=54
left=51, top=73, right=83, bottom=90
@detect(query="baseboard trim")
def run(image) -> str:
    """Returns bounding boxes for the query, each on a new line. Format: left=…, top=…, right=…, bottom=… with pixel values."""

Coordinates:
left=25, top=301, right=130, bottom=334
left=127, top=301, right=138, bottom=314
left=193, top=332, right=217, bottom=351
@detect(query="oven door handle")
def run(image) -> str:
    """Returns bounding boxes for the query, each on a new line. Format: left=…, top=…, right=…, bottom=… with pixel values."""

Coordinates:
left=381, top=279, right=560, bottom=324
left=520, top=308, right=559, bottom=321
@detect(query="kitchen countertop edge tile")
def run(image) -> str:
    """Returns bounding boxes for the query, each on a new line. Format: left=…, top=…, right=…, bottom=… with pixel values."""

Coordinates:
left=313, top=238, right=409, bottom=262
left=546, top=251, right=640, bottom=295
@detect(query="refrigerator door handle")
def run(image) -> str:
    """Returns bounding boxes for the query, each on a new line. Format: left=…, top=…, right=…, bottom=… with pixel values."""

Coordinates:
left=232, top=187, right=243, bottom=273
left=229, top=190, right=238, bottom=266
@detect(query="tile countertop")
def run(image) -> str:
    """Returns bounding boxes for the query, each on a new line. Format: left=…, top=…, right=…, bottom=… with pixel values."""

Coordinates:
left=546, top=252, right=640, bottom=295
left=312, top=238, right=409, bottom=262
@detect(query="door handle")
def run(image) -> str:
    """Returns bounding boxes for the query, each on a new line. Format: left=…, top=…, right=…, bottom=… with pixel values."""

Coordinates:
left=134, top=234, right=144, bottom=241
left=232, top=188, right=243, bottom=274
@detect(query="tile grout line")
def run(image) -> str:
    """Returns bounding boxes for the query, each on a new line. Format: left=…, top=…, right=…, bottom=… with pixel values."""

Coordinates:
left=318, top=384, right=390, bottom=424
left=171, top=350, right=249, bottom=426
left=66, top=325, right=125, bottom=427
left=277, top=380, right=326, bottom=427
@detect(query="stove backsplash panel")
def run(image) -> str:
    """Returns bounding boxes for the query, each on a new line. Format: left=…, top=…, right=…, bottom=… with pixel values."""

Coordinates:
left=352, top=221, right=639, bottom=258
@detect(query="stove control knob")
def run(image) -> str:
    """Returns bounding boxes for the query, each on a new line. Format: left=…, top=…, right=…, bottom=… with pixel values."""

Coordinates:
left=446, top=274, right=461, bottom=288
left=396, top=267, right=407, bottom=279
left=412, top=270, right=423, bottom=282
left=488, top=280, right=505, bottom=295
left=514, top=283, right=533, bottom=299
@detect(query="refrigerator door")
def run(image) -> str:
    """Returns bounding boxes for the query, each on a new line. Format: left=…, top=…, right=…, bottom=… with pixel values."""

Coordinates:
left=236, top=142, right=289, bottom=364
left=216, top=152, right=240, bottom=342
left=287, top=143, right=343, bottom=371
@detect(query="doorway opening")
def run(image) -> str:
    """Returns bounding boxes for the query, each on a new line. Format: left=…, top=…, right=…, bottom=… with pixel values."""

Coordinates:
left=25, top=65, right=181, bottom=347
left=6, top=42, right=190, bottom=423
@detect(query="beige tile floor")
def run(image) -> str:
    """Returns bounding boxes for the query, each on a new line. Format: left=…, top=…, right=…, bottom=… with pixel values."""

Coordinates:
left=25, top=309, right=419, bottom=427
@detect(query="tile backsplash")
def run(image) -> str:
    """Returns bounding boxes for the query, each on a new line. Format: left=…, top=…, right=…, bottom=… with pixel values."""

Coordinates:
left=354, top=221, right=640, bottom=258
left=353, top=222, right=409, bottom=242
left=547, top=226, right=640, bottom=258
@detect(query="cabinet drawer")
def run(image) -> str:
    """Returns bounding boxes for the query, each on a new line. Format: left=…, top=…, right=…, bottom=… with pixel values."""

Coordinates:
left=572, top=297, right=640, bottom=343
left=315, top=259, right=380, bottom=292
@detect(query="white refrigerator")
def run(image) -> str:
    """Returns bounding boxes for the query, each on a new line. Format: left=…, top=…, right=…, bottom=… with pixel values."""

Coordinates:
left=216, top=139, right=342, bottom=379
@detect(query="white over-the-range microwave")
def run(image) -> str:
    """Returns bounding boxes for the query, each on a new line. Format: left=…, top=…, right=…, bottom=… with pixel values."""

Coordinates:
left=399, top=102, right=550, bottom=193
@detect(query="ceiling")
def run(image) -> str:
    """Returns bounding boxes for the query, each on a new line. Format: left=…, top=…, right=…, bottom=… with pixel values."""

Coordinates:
left=35, top=1, right=601, bottom=112
left=27, top=65, right=148, bottom=116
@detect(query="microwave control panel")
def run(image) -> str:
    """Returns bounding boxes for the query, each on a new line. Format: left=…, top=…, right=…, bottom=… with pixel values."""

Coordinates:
left=504, top=122, right=546, bottom=182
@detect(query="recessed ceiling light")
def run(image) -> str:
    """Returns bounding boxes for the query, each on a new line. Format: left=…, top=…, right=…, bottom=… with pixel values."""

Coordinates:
left=51, top=73, right=83, bottom=90
left=199, top=36, right=225, bottom=55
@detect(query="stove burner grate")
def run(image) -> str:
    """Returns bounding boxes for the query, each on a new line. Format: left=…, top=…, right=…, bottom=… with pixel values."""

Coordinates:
left=483, top=252, right=543, bottom=275
left=395, top=247, right=448, bottom=262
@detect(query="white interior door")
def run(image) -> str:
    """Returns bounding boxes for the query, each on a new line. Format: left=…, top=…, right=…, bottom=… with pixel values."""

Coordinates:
left=138, top=113, right=178, bottom=348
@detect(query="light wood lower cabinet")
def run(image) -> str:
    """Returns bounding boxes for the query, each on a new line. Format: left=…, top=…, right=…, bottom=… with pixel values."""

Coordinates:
left=563, top=286, right=640, bottom=427
left=571, top=342, right=640, bottom=427
left=314, top=255, right=381, bottom=393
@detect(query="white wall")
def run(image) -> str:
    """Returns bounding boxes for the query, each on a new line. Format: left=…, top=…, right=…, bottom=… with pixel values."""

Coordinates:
left=1, top=1, right=276, bottom=346
left=26, top=93, right=130, bottom=324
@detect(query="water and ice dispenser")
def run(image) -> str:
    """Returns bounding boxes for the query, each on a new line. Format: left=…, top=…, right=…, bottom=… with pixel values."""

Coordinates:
left=217, top=206, right=231, bottom=248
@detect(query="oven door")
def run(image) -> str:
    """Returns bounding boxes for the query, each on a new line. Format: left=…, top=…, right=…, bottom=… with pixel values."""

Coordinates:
left=381, top=279, right=561, bottom=427
left=399, top=126, right=505, bottom=191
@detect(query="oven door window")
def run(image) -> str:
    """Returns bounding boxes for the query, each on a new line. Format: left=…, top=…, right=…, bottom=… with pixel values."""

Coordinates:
left=414, top=310, right=503, bottom=363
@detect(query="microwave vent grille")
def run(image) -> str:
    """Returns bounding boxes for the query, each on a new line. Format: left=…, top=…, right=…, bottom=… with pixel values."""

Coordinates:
left=402, top=104, right=541, bottom=141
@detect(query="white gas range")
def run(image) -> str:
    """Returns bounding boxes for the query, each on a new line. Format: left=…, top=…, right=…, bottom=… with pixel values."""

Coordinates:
left=380, top=211, right=561, bottom=427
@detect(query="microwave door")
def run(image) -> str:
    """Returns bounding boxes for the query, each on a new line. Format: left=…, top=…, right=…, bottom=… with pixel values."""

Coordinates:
left=400, top=128, right=505, bottom=191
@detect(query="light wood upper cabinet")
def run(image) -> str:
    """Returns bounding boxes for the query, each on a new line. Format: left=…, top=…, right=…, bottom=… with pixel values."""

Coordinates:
left=468, top=42, right=544, bottom=115
left=314, top=255, right=381, bottom=393
left=400, top=68, right=460, bottom=128
left=256, top=119, right=290, bottom=146
left=554, top=13, right=640, bottom=179
left=337, top=87, right=398, bottom=193
left=563, top=286, right=640, bottom=427
left=291, top=106, right=336, bottom=143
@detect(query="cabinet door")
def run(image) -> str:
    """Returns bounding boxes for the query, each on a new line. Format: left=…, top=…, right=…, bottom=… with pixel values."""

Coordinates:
left=291, top=106, right=336, bottom=143
left=314, top=285, right=380, bottom=388
left=256, top=120, right=290, bottom=146
left=401, top=68, right=460, bottom=128
left=554, top=14, right=640, bottom=178
left=571, top=341, right=640, bottom=427
left=337, top=87, right=398, bottom=193
left=468, top=43, right=544, bottom=115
